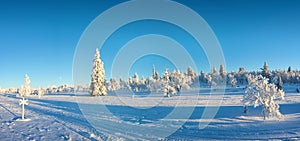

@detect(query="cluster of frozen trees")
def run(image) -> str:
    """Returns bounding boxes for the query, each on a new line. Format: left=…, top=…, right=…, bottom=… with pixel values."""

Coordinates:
left=104, top=62, right=299, bottom=96
left=0, top=74, right=73, bottom=96
left=46, top=84, right=74, bottom=94
left=104, top=64, right=226, bottom=96
left=105, top=66, right=197, bottom=97
left=16, top=74, right=46, bottom=98
left=0, top=87, right=16, bottom=94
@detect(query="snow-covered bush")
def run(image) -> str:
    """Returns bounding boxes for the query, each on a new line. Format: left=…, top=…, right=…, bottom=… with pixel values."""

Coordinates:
left=19, top=74, right=31, bottom=97
left=89, top=48, right=107, bottom=96
left=243, top=75, right=285, bottom=120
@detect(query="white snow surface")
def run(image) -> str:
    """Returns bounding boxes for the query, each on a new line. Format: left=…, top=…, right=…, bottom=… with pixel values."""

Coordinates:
left=1, top=87, right=300, bottom=140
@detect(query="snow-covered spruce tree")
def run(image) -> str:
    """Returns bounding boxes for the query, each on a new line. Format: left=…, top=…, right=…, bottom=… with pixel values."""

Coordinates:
left=133, top=73, right=139, bottom=92
left=236, top=67, right=248, bottom=85
left=210, top=67, right=220, bottom=86
left=219, top=64, right=227, bottom=84
left=199, top=71, right=206, bottom=84
left=243, top=75, right=285, bottom=120
left=128, top=77, right=133, bottom=84
left=89, top=48, right=107, bottom=96
left=211, top=66, right=218, bottom=74
left=288, top=66, right=292, bottom=73
left=277, top=76, right=283, bottom=90
left=133, top=73, right=139, bottom=85
left=138, top=76, right=147, bottom=92
left=164, top=69, right=176, bottom=97
left=205, top=74, right=213, bottom=87
left=219, top=64, right=226, bottom=78
left=187, top=67, right=196, bottom=82
left=228, top=73, right=237, bottom=87
left=20, top=74, right=31, bottom=97
left=261, top=61, right=270, bottom=78
left=140, top=76, right=146, bottom=85
left=152, top=65, right=159, bottom=80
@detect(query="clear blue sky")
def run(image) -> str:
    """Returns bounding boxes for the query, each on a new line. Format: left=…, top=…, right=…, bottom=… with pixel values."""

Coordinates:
left=0, top=0, right=299, bottom=88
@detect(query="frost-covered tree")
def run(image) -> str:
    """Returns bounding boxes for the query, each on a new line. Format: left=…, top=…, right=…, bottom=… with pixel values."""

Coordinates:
left=219, top=65, right=226, bottom=78
left=205, top=74, right=213, bottom=87
left=187, top=67, right=196, bottom=82
left=219, top=64, right=227, bottom=84
left=147, top=77, right=164, bottom=92
left=261, top=62, right=270, bottom=78
left=277, top=76, right=283, bottom=90
left=89, top=48, right=107, bottom=96
left=137, top=76, right=148, bottom=92
left=20, top=74, right=31, bottom=97
left=107, top=78, right=121, bottom=91
left=199, top=71, right=206, bottom=84
left=152, top=65, right=159, bottom=80
left=209, top=67, right=221, bottom=86
left=57, top=84, right=72, bottom=93
left=211, top=66, right=217, bottom=74
left=243, top=75, right=285, bottom=120
left=288, top=66, right=292, bottom=73
left=239, top=67, right=245, bottom=73
left=164, top=69, right=176, bottom=97
left=128, top=77, right=133, bottom=84
left=37, top=88, right=46, bottom=98
left=118, top=78, right=128, bottom=90
left=235, top=67, right=248, bottom=85
left=132, top=73, right=139, bottom=92
left=140, top=76, right=146, bottom=85
left=133, top=73, right=139, bottom=85
left=170, top=70, right=190, bottom=92
left=228, top=73, right=237, bottom=87
left=164, top=85, right=176, bottom=97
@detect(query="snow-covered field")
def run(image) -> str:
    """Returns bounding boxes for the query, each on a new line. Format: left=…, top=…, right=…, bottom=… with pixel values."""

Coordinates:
left=1, top=87, right=300, bottom=140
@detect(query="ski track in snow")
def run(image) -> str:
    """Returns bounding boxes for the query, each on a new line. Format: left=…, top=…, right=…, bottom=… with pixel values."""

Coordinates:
left=1, top=88, right=300, bottom=140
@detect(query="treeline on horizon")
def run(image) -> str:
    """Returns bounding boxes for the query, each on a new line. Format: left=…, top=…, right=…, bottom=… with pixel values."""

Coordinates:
left=1, top=62, right=299, bottom=94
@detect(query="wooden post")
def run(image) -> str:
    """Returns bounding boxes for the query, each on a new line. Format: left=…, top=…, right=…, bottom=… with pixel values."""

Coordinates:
left=19, top=97, right=29, bottom=120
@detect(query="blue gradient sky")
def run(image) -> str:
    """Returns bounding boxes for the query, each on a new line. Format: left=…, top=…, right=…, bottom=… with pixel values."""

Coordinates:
left=0, top=0, right=299, bottom=88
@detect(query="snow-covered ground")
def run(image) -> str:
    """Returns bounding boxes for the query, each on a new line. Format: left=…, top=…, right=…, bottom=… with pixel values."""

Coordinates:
left=1, top=87, right=300, bottom=140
